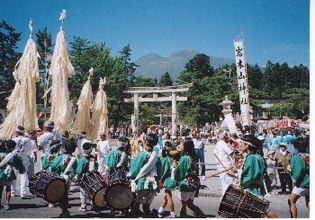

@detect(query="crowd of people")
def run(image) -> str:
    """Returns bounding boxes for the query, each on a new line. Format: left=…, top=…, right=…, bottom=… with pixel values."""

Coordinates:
left=213, top=127, right=310, bottom=218
left=0, top=120, right=310, bottom=218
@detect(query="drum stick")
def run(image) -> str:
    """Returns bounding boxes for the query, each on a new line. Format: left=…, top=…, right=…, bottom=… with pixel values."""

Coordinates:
left=214, top=153, right=227, bottom=169
left=206, top=167, right=232, bottom=178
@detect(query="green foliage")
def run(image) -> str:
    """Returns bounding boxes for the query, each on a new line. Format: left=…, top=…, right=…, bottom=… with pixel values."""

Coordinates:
left=68, top=39, right=135, bottom=127
left=268, top=88, right=309, bottom=119
left=158, top=72, right=173, bottom=87
left=247, top=63, right=263, bottom=90
left=0, top=21, right=21, bottom=109
left=176, top=54, right=215, bottom=126
left=261, top=61, right=309, bottom=98
left=35, top=28, right=53, bottom=112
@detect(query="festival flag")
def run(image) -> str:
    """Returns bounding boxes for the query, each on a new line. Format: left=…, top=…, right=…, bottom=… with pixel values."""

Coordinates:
left=49, top=10, right=75, bottom=135
left=234, top=35, right=250, bottom=127
left=89, top=77, right=108, bottom=142
left=72, top=68, right=94, bottom=136
left=0, top=19, right=39, bottom=139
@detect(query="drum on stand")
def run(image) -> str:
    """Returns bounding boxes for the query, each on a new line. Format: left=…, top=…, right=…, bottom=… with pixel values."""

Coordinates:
left=79, top=171, right=107, bottom=208
left=29, top=171, right=66, bottom=203
left=218, top=184, right=269, bottom=218
left=104, top=166, right=136, bottom=211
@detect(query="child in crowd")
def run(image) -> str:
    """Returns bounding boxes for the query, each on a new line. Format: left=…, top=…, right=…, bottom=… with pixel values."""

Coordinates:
left=156, top=141, right=178, bottom=218
left=266, top=150, right=278, bottom=195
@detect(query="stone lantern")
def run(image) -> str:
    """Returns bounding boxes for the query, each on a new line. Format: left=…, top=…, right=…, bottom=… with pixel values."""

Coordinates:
left=219, top=95, right=234, bottom=116
left=219, top=96, right=237, bottom=134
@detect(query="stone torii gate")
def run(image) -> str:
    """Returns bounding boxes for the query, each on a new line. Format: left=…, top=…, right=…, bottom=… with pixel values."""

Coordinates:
left=123, top=83, right=192, bottom=135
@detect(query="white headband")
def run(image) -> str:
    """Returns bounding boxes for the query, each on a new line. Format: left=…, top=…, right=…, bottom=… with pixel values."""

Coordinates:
left=241, top=140, right=255, bottom=147
left=16, top=127, right=25, bottom=134
left=50, top=142, right=62, bottom=150
left=81, top=133, right=87, bottom=138
left=83, top=147, right=92, bottom=154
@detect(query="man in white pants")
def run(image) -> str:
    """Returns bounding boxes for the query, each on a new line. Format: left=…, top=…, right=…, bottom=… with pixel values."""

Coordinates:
left=11, top=126, right=31, bottom=198
left=96, top=131, right=111, bottom=174
left=213, top=130, right=236, bottom=195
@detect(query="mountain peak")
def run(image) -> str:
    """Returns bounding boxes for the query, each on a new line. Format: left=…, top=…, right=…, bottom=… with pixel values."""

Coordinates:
left=134, top=50, right=235, bottom=80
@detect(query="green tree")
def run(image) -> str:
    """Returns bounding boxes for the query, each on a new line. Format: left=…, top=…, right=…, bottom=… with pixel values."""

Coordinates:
left=158, top=72, right=173, bottom=87
left=247, top=63, right=263, bottom=90
left=261, top=61, right=284, bottom=97
left=69, top=36, right=93, bottom=105
left=119, top=44, right=138, bottom=84
left=177, top=54, right=215, bottom=126
left=109, top=45, right=138, bottom=128
left=269, top=88, right=309, bottom=119
left=289, top=64, right=309, bottom=89
left=207, top=67, right=239, bottom=121
left=35, top=28, right=53, bottom=112
left=0, top=21, right=21, bottom=109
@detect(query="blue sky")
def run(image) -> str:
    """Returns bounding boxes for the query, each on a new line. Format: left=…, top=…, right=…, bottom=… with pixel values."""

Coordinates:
left=1, top=0, right=310, bottom=68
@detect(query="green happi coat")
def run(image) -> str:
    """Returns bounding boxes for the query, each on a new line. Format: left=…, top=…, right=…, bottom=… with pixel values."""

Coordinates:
left=76, top=155, right=98, bottom=176
left=240, top=154, right=266, bottom=197
left=290, top=153, right=309, bottom=189
left=174, top=155, right=199, bottom=192
left=49, top=153, right=77, bottom=178
left=160, top=155, right=178, bottom=189
left=128, top=151, right=162, bottom=192
left=0, top=152, right=25, bottom=181
left=104, top=149, right=129, bottom=171
left=41, top=152, right=59, bottom=170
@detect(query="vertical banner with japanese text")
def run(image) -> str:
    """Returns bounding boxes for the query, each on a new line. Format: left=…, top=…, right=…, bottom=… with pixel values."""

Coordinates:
left=234, top=40, right=251, bottom=126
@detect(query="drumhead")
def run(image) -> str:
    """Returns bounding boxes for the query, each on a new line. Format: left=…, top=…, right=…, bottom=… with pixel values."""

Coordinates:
left=46, top=179, right=66, bottom=203
left=105, top=184, right=135, bottom=210
left=93, top=187, right=107, bottom=208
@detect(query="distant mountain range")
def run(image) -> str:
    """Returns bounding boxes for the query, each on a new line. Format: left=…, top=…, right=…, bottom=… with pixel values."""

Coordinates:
left=134, top=49, right=236, bottom=80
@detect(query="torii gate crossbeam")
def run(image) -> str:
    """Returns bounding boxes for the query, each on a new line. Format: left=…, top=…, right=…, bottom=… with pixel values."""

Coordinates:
left=123, top=83, right=192, bottom=135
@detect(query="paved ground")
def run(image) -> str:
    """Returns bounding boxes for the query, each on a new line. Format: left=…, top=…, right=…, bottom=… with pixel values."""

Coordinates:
left=0, top=140, right=310, bottom=218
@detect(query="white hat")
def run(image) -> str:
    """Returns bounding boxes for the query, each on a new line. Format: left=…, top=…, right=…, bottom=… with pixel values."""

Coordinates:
left=267, top=149, right=275, bottom=156
left=279, top=142, right=287, bottom=148
left=218, top=130, right=229, bottom=139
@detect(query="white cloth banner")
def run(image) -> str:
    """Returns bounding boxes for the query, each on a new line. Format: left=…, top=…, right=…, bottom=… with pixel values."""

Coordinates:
left=234, top=40, right=250, bottom=126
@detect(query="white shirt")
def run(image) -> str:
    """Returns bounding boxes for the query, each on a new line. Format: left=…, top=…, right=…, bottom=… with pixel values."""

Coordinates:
left=213, top=139, right=233, bottom=168
left=193, top=138, right=204, bottom=149
left=37, top=132, right=57, bottom=157
left=12, top=135, right=31, bottom=166
left=266, top=158, right=276, bottom=174
left=29, top=140, right=37, bottom=158
left=97, top=139, right=111, bottom=160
